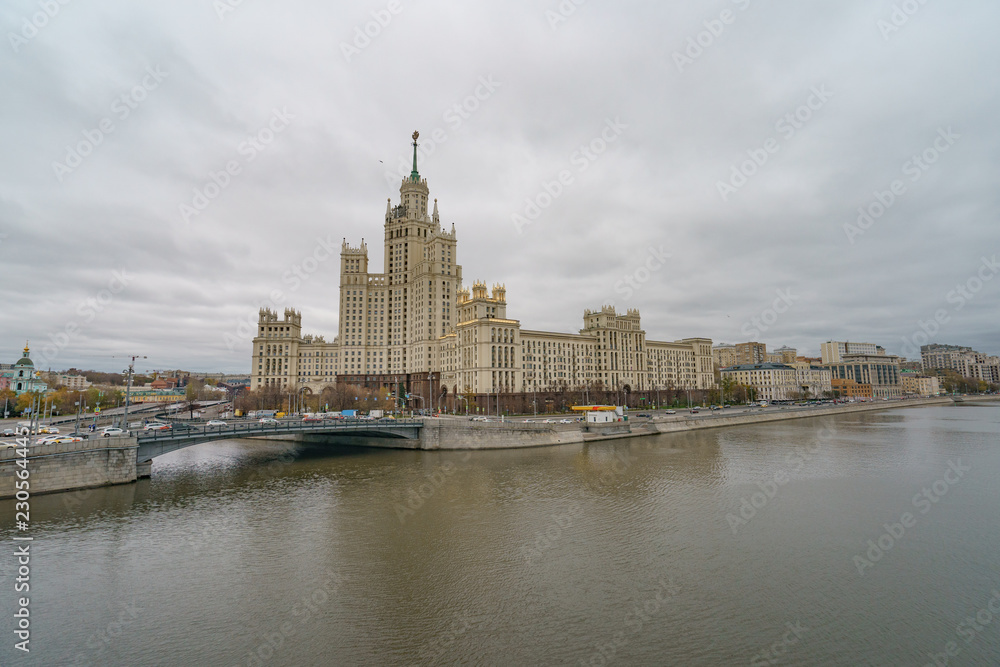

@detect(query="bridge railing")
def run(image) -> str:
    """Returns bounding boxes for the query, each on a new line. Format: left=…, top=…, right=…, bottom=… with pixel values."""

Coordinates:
left=136, top=418, right=422, bottom=442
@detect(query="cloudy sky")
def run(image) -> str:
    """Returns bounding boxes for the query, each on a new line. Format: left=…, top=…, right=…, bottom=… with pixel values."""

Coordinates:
left=1, top=0, right=998, bottom=374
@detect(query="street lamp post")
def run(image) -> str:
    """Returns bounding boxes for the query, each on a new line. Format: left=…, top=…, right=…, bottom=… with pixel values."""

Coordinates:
left=121, top=354, right=146, bottom=433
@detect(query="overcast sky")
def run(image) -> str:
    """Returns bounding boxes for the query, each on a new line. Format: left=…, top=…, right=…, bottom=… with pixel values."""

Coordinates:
left=1, top=0, right=998, bottom=374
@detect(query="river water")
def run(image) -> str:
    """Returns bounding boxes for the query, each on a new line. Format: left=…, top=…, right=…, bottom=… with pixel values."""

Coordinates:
left=2, top=404, right=999, bottom=666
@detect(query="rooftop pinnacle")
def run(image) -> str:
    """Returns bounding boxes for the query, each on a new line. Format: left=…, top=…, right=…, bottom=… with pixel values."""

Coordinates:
left=410, top=130, right=420, bottom=181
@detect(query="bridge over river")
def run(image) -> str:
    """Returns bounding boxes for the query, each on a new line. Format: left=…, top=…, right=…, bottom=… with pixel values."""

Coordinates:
left=136, top=418, right=424, bottom=461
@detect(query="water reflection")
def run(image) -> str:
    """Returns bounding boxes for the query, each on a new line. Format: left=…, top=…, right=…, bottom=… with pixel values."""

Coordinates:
left=0, top=406, right=998, bottom=666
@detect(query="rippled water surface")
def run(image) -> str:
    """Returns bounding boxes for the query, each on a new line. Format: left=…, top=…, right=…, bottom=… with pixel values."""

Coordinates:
left=2, top=404, right=999, bottom=665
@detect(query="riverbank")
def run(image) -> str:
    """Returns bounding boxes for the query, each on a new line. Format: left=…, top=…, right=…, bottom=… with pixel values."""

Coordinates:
left=1, top=396, right=990, bottom=498
left=414, top=396, right=961, bottom=450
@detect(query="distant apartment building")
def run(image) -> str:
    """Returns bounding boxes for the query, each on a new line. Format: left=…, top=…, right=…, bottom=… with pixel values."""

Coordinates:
left=721, top=363, right=798, bottom=402
left=712, top=343, right=738, bottom=369
left=773, top=346, right=797, bottom=364
left=832, top=378, right=874, bottom=399
left=735, top=342, right=767, bottom=366
left=791, top=362, right=833, bottom=397
left=921, top=343, right=1000, bottom=384
left=53, top=374, right=92, bottom=390
left=900, top=372, right=940, bottom=396
left=820, top=341, right=881, bottom=364
left=920, top=343, right=972, bottom=371
left=825, top=353, right=902, bottom=398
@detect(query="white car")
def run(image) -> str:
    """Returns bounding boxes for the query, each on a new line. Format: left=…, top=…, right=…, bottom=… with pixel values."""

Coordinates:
left=36, top=435, right=68, bottom=444
left=45, top=436, right=83, bottom=444
left=205, top=420, right=227, bottom=428
left=558, top=419, right=573, bottom=424
left=102, top=427, right=125, bottom=437
left=258, top=417, right=278, bottom=424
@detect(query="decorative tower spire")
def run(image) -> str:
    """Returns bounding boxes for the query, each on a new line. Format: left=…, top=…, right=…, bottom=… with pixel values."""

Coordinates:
left=432, top=198, right=439, bottom=223
left=410, top=130, right=420, bottom=181
left=386, top=198, right=391, bottom=217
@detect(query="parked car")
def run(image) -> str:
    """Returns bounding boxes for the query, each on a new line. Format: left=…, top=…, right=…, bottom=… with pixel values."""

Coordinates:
left=102, top=427, right=125, bottom=437
left=205, top=420, right=227, bottom=428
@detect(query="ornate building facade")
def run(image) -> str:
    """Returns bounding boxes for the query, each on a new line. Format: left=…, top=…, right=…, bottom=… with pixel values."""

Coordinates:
left=250, top=134, right=714, bottom=407
left=1, top=344, right=49, bottom=395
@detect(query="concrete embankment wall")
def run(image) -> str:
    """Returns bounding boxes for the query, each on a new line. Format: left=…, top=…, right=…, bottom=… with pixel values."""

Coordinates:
left=289, top=399, right=962, bottom=451
left=648, top=397, right=953, bottom=435
left=418, top=420, right=584, bottom=450
left=0, top=436, right=139, bottom=499
left=291, top=420, right=582, bottom=451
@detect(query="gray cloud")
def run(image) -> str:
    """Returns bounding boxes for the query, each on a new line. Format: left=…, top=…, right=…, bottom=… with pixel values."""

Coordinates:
left=1, top=0, right=998, bottom=373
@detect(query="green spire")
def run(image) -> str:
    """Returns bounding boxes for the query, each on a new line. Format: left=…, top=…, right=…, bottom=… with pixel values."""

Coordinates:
left=410, top=130, right=420, bottom=181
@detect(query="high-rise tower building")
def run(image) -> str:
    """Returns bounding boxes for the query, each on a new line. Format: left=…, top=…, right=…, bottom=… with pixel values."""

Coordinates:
left=250, top=133, right=714, bottom=407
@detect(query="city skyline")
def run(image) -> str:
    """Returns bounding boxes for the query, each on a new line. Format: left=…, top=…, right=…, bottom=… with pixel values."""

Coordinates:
left=2, top=1, right=999, bottom=373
